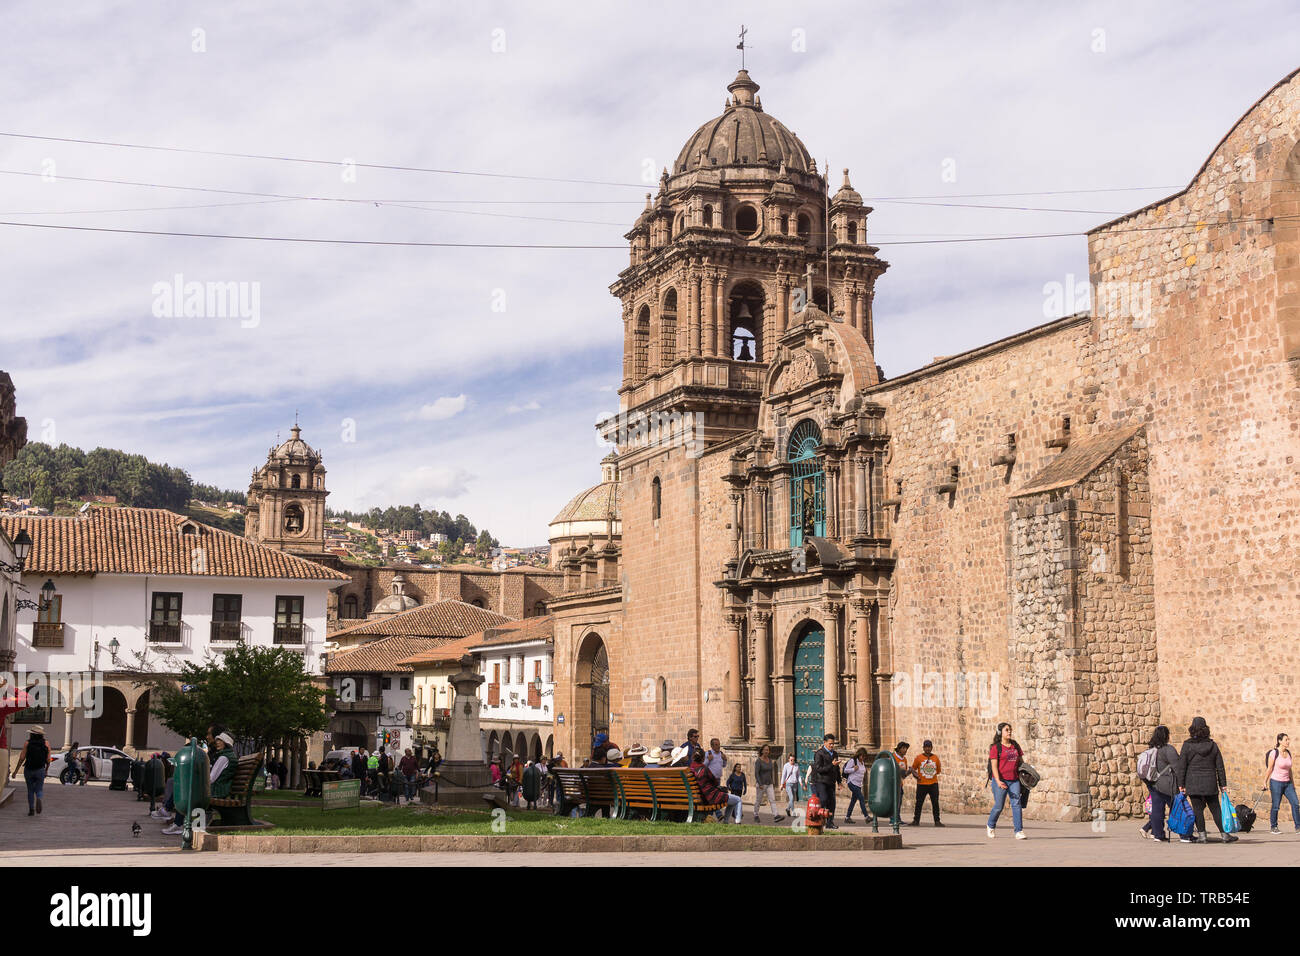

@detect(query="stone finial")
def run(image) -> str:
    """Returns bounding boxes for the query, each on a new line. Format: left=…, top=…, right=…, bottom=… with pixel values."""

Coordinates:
left=842, top=168, right=852, bottom=189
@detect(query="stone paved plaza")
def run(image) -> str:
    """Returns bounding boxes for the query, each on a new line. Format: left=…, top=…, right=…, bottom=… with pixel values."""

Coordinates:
left=4, top=779, right=1295, bottom=867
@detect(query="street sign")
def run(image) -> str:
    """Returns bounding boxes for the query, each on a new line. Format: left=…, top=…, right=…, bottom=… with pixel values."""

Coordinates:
left=322, top=779, right=361, bottom=811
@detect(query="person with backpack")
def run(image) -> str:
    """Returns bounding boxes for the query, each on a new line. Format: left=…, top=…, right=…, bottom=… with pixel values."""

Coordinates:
left=9, top=726, right=50, bottom=816
left=1137, top=725, right=1179, bottom=842
left=986, top=722, right=1027, bottom=840
left=1264, top=732, right=1300, bottom=834
left=1174, top=716, right=1237, bottom=844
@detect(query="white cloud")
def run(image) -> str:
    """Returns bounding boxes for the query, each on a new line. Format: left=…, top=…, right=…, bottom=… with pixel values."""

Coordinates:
left=409, top=395, right=468, bottom=422
left=507, top=400, right=541, bottom=413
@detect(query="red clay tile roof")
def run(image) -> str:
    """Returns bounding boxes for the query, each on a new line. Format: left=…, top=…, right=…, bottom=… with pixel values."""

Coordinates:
left=0, top=508, right=350, bottom=581
left=394, top=635, right=478, bottom=668
left=330, top=600, right=512, bottom=641
left=467, top=615, right=554, bottom=650
left=324, top=635, right=451, bottom=674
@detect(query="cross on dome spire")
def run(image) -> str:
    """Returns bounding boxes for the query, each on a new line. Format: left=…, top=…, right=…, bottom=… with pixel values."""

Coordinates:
left=736, top=24, right=747, bottom=69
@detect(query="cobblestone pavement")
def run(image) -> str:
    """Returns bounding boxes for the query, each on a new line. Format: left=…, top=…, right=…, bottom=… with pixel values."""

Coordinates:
left=4, top=779, right=1294, bottom=866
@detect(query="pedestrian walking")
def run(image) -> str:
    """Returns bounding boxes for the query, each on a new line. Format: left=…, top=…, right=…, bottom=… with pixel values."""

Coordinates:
left=1264, top=732, right=1299, bottom=834
left=9, top=726, right=50, bottom=816
left=911, top=740, right=944, bottom=826
left=1174, top=716, right=1237, bottom=844
left=841, top=748, right=872, bottom=824
left=810, top=733, right=842, bottom=830
left=752, top=744, right=784, bottom=823
left=1138, top=725, right=1179, bottom=842
left=726, top=763, right=748, bottom=821
left=781, top=753, right=801, bottom=816
left=987, top=722, right=1027, bottom=839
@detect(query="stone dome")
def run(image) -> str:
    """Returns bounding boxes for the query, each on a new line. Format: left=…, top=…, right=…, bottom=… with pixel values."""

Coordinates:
left=270, top=425, right=321, bottom=463
left=550, top=479, right=621, bottom=527
left=371, top=573, right=420, bottom=616
left=673, top=71, right=813, bottom=175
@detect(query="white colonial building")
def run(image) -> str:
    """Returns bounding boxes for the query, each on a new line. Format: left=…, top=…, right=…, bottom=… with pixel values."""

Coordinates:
left=0, top=508, right=348, bottom=755
left=474, top=615, right=555, bottom=764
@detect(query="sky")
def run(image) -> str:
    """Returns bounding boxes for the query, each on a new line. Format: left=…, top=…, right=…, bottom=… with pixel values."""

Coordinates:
left=1, top=0, right=1297, bottom=544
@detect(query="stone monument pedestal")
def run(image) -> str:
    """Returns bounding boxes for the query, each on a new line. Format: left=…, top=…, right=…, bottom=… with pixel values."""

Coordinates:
left=418, top=654, right=504, bottom=809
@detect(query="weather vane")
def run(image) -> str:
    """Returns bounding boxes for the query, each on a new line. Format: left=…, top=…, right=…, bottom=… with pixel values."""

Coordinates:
left=737, top=24, right=747, bottom=70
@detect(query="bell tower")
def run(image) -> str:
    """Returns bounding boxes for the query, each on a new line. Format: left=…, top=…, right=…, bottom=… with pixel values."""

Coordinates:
left=245, top=423, right=329, bottom=555
left=601, top=69, right=888, bottom=456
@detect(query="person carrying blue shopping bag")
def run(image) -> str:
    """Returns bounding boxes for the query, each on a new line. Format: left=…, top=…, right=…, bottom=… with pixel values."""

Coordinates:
left=1174, top=716, right=1238, bottom=844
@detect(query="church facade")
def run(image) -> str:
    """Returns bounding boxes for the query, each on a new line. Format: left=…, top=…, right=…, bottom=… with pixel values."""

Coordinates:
left=549, top=67, right=1300, bottom=820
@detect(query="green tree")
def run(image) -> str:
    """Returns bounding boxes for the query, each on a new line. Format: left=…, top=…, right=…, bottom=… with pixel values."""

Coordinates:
left=145, top=644, right=328, bottom=755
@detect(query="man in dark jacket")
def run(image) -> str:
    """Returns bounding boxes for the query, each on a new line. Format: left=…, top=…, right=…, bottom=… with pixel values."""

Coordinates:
left=810, top=733, right=842, bottom=830
left=1175, top=716, right=1236, bottom=844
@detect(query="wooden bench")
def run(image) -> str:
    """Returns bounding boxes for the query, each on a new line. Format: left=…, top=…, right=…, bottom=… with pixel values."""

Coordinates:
left=551, top=768, right=619, bottom=817
left=613, top=768, right=727, bottom=822
left=210, top=754, right=264, bottom=827
left=303, top=768, right=322, bottom=796
left=550, top=767, right=727, bottom=822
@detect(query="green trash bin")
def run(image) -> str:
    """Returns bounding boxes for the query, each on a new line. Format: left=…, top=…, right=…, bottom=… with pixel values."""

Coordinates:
left=172, top=738, right=211, bottom=850
left=867, top=750, right=901, bottom=833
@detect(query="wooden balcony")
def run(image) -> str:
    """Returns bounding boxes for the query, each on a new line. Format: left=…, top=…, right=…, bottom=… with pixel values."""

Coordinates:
left=32, top=622, right=64, bottom=648
left=209, top=621, right=243, bottom=644
left=274, top=623, right=304, bottom=645
left=148, top=622, right=182, bottom=644
left=333, top=694, right=382, bottom=713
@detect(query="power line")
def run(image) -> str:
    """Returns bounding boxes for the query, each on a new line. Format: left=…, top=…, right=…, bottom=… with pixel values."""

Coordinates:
left=0, top=198, right=300, bottom=216
left=0, top=130, right=647, bottom=189
left=0, top=212, right=1286, bottom=249
left=0, top=219, right=626, bottom=248
left=0, top=170, right=626, bottom=226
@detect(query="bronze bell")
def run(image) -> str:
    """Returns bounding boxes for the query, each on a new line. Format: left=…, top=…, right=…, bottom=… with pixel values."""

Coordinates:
left=737, top=338, right=754, bottom=361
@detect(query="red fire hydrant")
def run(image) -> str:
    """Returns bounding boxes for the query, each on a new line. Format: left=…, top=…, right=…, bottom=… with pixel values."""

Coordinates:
left=806, top=794, right=829, bottom=834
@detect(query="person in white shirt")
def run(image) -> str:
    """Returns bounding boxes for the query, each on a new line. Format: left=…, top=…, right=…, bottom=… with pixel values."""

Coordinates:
left=781, top=754, right=802, bottom=816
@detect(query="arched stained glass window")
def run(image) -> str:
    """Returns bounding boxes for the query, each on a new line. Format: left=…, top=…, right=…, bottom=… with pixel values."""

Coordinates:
left=788, top=419, right=825, bottom=547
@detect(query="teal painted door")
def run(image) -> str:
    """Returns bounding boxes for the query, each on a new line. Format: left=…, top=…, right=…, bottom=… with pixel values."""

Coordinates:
left=794, top=629, right=825, bottom=773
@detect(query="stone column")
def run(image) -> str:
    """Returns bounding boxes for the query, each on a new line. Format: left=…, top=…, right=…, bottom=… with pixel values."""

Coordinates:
left=63, top=706, right=74, bottom=748
left=757, top=484, right=769, bottom=551
left=866, top=291, right=876, bottom=352
left=753, top=610, right=772, bottom=742
left=854, top=599, right=874, bottom=746
left=874, top=601, right=893, bottom=745
left=855, top=453, right=870, bottom=537
left=778, top=278, right=790, bottom=334
left=715, top=274, right=727, bottom=359
left=825, top=462, right=839, bottom=538
left=822, top=602, right=841, bottom=740
left=731, top=491, right=743, bottom=562
left=124, top=706, right=136, bottom=753
left=772, top=472, right=789, bottom=549
left=704, top=273, right=717, bottom=357
left=621, top=306, right=633, bottom=387
left=727, top=613, right=745, bottom=741
left=689, top=270, right=701, bottom=356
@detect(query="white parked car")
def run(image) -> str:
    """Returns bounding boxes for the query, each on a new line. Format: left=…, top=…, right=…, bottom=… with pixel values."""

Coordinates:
left=48, top=746, right=133, bottom=784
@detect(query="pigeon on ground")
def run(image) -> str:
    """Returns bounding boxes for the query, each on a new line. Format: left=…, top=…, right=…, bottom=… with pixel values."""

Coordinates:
left=131, top=821, right=141, bottom=837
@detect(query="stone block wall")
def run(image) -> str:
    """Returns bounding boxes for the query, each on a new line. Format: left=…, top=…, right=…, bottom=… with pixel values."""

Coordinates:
left=1085, top=69, right=1300, bottom=793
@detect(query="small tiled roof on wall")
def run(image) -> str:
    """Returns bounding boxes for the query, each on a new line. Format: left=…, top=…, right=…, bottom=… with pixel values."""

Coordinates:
left=331, top=600, right=512, bottom=641
left=0, top=508, right=350, bottom=580
left=325, top=635, right=450, bottom=674
left=1012, top=425, right=1144, bottom=497
left=394, top=635, right=478, bottom=668
left=467, top=615, right=554, bottom=650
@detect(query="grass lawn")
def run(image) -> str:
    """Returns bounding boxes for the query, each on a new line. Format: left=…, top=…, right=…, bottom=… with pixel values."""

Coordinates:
left=252, top=790, right=318, bottom=803
left=254, top=804, right=831, bottom=836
